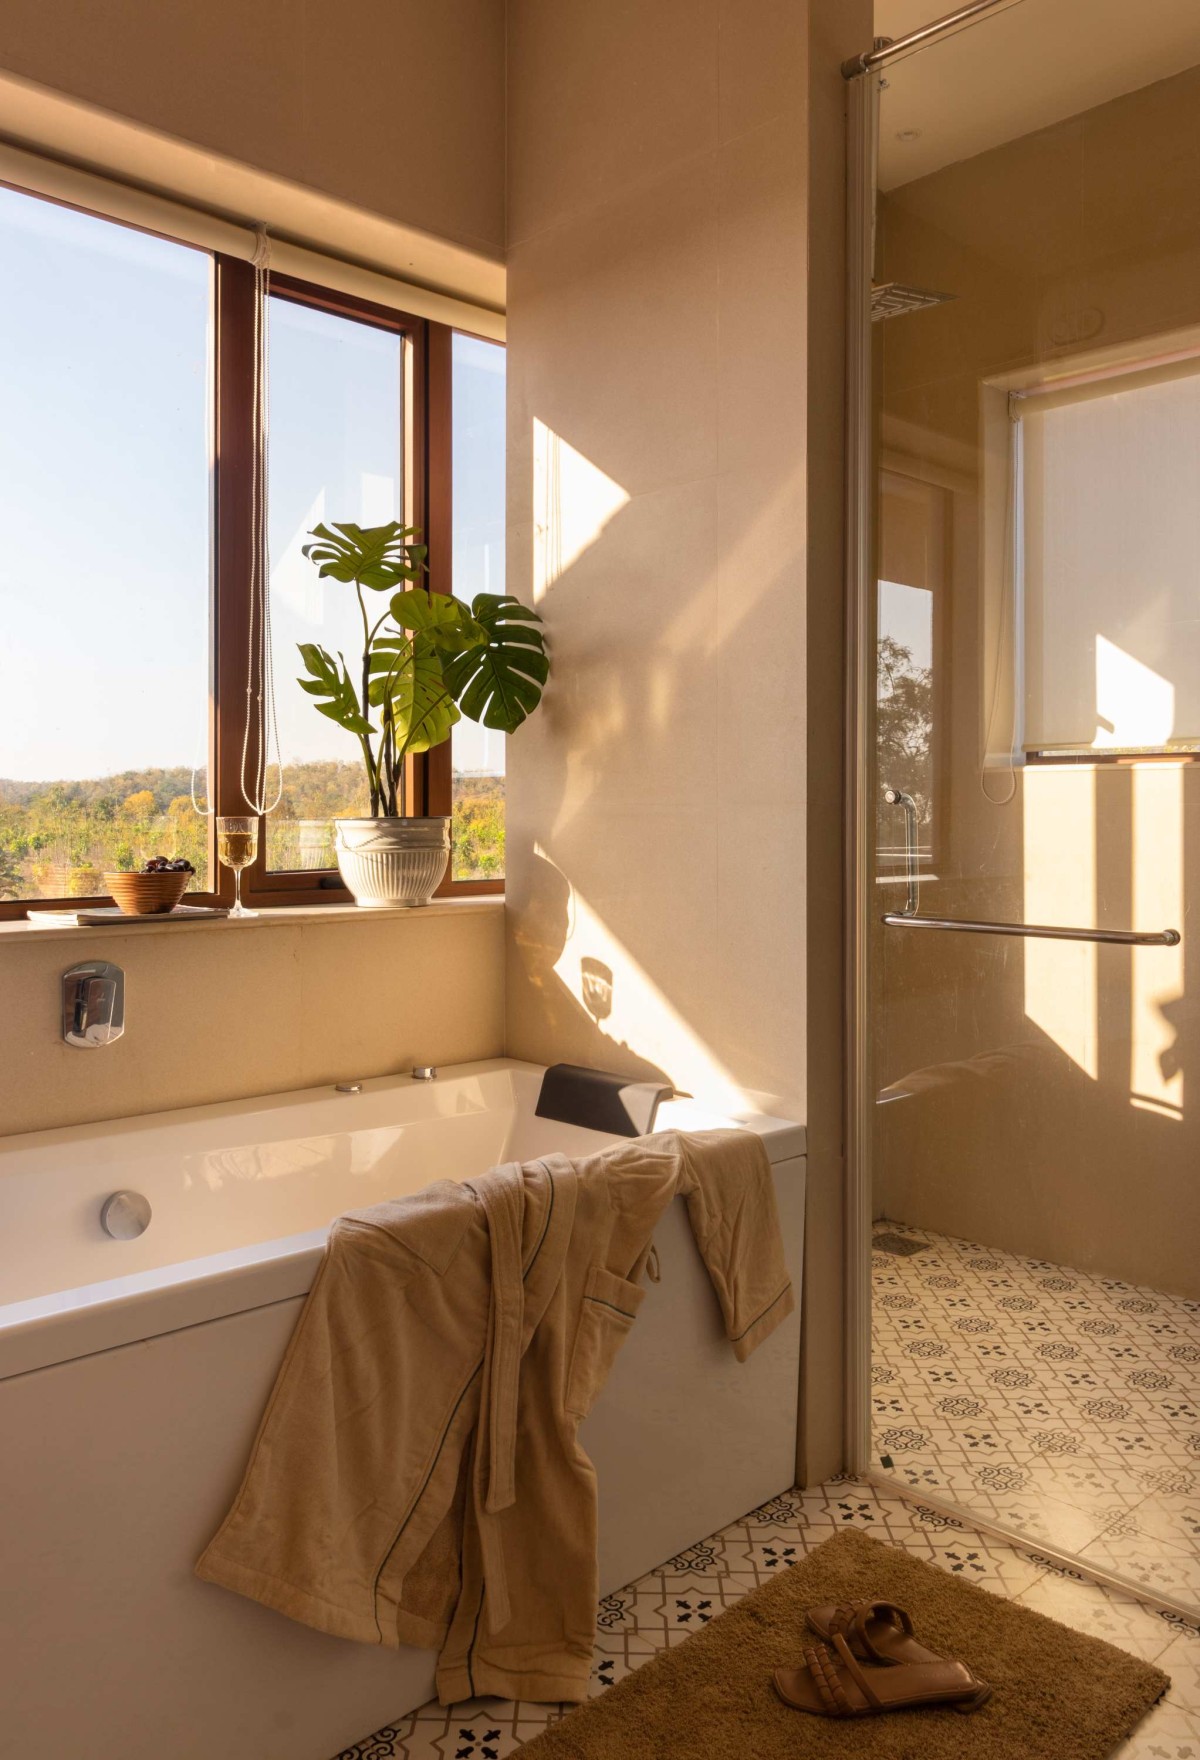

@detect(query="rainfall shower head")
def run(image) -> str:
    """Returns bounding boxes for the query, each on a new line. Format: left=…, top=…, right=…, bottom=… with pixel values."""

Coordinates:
left=871, top=281, right=955, bottom=321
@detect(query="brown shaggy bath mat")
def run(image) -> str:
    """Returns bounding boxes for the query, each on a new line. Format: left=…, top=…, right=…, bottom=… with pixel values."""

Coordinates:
left=519, top=1528, right=1169, bottom=1759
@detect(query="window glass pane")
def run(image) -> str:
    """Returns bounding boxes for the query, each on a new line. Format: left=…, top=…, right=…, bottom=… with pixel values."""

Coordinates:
left=451, top=332, right=506, bottom=881
left=265, top=296, right=403, bottom=870
left=0, top=188, right=212, bottom=900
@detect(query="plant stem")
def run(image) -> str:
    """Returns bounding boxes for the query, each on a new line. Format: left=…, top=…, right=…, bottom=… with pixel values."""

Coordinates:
left=355, top=580, right=381, bottom=815
left=381, top=709, right=396, bottom=814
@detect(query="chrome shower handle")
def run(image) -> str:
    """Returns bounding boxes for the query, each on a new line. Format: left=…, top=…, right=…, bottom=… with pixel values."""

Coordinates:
left=63, top=961, right=125, bottom=1047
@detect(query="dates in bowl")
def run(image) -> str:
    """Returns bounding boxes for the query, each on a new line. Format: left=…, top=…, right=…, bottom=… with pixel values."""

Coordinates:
left=105, top=857, right=196, bottom=916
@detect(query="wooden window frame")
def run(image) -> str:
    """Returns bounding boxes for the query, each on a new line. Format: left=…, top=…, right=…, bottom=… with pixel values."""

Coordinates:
left=11, top=242, right=503, bottom=921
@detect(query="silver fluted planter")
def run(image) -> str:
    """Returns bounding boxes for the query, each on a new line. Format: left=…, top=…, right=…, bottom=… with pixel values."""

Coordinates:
left=334, top=817, right=450, bottom=908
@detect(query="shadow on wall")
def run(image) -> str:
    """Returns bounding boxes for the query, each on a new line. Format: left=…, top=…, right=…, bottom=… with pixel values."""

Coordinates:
left=503, top=129, right=808, bottom=1119
left=510, top=851, right=672, bottom=1087
left=504, top=438, right=805, bottom=1112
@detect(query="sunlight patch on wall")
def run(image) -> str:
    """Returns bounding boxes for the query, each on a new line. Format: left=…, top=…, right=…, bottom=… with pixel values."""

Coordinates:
left=537, top=843, right=746, bottom=1111
left=1094, top=635, right=1175, bottom=749
left=1023, top=765, right=1098, bottom=1079
left=1130, top=762, right=1184, bottom=1117
left=533, top=418, right=629, bottom=603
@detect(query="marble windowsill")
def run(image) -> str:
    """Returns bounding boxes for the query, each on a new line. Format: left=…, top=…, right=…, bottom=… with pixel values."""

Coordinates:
left=0, top=895, right=503, bottom=947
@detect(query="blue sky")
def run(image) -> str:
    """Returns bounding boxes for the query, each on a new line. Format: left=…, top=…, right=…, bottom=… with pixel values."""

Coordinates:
left=0, top=182, right=506, bottom=787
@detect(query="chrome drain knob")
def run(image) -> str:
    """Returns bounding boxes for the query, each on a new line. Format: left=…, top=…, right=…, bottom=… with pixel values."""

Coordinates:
left=100, top=1190, right=152, bottom=1240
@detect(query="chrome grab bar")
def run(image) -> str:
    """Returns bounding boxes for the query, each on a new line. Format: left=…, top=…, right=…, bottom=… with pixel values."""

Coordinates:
left=882, top=914, right=1180, bottom=947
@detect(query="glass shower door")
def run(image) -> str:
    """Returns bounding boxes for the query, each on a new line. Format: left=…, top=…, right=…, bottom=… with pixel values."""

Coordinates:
left=863, top=0, right=1200, bottom=1613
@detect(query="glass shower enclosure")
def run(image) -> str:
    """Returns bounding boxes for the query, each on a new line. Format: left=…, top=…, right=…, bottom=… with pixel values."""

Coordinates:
left=845, top=0, right=1200, bottom=1617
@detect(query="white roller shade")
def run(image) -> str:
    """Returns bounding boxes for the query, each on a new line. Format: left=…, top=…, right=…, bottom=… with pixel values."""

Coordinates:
left=0, top=138, right=505, bottom=341
left=1020, top=364, right=1200, bottom=751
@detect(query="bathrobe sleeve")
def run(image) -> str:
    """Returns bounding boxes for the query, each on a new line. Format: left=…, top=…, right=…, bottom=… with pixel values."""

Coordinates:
left=668, top=1129, right=796, bottom=1361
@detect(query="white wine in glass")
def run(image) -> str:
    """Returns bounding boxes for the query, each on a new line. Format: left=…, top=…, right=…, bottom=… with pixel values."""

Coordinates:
left=216, top=815, right=259, bottom=918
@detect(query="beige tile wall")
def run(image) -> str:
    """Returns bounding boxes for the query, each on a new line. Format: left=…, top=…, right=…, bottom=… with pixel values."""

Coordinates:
left=0, top=904, right=504, bottom=1137
left=503, top=0, right=871, bottom=1480
left=504, top=0, right=807, bottom=1118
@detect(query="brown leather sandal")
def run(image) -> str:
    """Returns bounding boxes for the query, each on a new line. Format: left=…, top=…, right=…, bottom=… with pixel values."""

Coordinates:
left=809, top=1599, right=940, bottom=1665
left=806, top=1599, right=991, bottom=1711
left=774, top=1630, right=992, bottom=1718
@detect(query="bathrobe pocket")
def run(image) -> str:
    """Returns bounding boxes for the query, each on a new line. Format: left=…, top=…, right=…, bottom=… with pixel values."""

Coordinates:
left=565, top=1265, right=646, bottom=1418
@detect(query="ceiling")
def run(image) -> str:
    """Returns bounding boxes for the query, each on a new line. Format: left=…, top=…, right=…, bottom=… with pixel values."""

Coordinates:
left=873, top=0, right=1200, bottom=188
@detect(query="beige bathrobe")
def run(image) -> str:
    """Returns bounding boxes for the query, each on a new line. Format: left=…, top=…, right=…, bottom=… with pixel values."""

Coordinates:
left=196, top=1129, right=794, bottom=1704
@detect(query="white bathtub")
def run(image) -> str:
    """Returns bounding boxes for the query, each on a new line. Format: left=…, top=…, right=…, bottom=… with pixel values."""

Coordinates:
left=0, top=1058, right=805, bottom=1760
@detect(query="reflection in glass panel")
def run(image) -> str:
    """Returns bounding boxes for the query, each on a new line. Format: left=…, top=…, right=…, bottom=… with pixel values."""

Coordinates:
left=0, top=187, right=212, bottom=897
left=877, top=468, right=943, bottom=888
left=1021, top=370, right=1200, bottom=754
left=878, top=574, right=934, bottom=855
left=451, top=332, right=506, bottom=882
left=868, top=0, right=1200, bottom=1608
left=266, top=296, right=403, bottom=870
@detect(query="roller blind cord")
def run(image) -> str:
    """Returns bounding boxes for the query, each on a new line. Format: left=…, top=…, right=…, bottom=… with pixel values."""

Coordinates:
left=190, top=225, right=285, bottom=820
left=240, top=224, right=285, bottom=817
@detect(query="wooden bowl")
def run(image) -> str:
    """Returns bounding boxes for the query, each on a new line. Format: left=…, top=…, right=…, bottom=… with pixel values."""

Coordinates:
left=104, top=870, right=191, bottom=916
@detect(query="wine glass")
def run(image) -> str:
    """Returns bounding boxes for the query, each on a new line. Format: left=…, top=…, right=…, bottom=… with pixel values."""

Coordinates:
left=216, top=815, right=259, bottom=918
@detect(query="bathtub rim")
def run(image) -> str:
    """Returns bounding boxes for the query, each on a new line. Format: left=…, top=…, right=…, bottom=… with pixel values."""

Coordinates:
left=0, top=1057, right=805, bottom=1382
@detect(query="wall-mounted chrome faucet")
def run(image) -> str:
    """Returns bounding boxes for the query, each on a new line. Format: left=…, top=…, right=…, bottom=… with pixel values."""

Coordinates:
left=63, top=962, right=124, bottom=1048
left=883, top=789, right=920, bottom=918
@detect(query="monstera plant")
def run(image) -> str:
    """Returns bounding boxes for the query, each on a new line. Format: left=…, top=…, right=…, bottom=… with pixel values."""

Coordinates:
left=297, top=520, right=548, bottom=906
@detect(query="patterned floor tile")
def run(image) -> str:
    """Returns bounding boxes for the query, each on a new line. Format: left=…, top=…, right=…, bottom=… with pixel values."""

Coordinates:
left=1082, top=1520, right=1200, bottom=1604
left=1111, top=1695, right=1200, bottom=1759
left=1014, top=1566, right=1184, bottom=1663
left=956, top=1481, right=1127, bottom=1553
left=873, top=1219, right=1200, bottom=1598
left=331, top=1477, right=1200, bottom=1757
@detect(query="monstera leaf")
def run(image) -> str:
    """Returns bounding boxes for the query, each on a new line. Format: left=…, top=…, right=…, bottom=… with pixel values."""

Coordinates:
left=369, top=633, right=460, bottom=754
left=301, top=522, right=427, bottom=592
left=442, top=594, right=549, bottom=733
left=388, top=588, right=486, bottom=653
left=296, top=643, right=372, bottom=735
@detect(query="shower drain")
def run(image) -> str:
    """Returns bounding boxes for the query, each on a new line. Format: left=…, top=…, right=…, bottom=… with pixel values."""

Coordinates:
left=873, top=1231, right=929, bottom=1257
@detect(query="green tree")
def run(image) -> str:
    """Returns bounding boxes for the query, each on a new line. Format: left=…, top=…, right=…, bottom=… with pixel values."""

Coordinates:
left=877, top=633, right=933, bottom=856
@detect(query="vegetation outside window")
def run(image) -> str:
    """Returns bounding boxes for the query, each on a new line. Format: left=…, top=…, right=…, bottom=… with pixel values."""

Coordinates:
left=0, top=180, right=505, bottom=918
left=450, top=332, right=506, bottom=883
left=0, top=186, right=211, bottom=904
left=876, top=469, right=946, bottom=873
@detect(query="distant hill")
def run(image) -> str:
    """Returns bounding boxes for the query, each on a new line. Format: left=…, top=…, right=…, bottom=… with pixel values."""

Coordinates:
left=0, top=767, right=197, bottom=811
left=0, top=761, right=502, bottom=811
left=0, top=759, right=505, bottom=897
